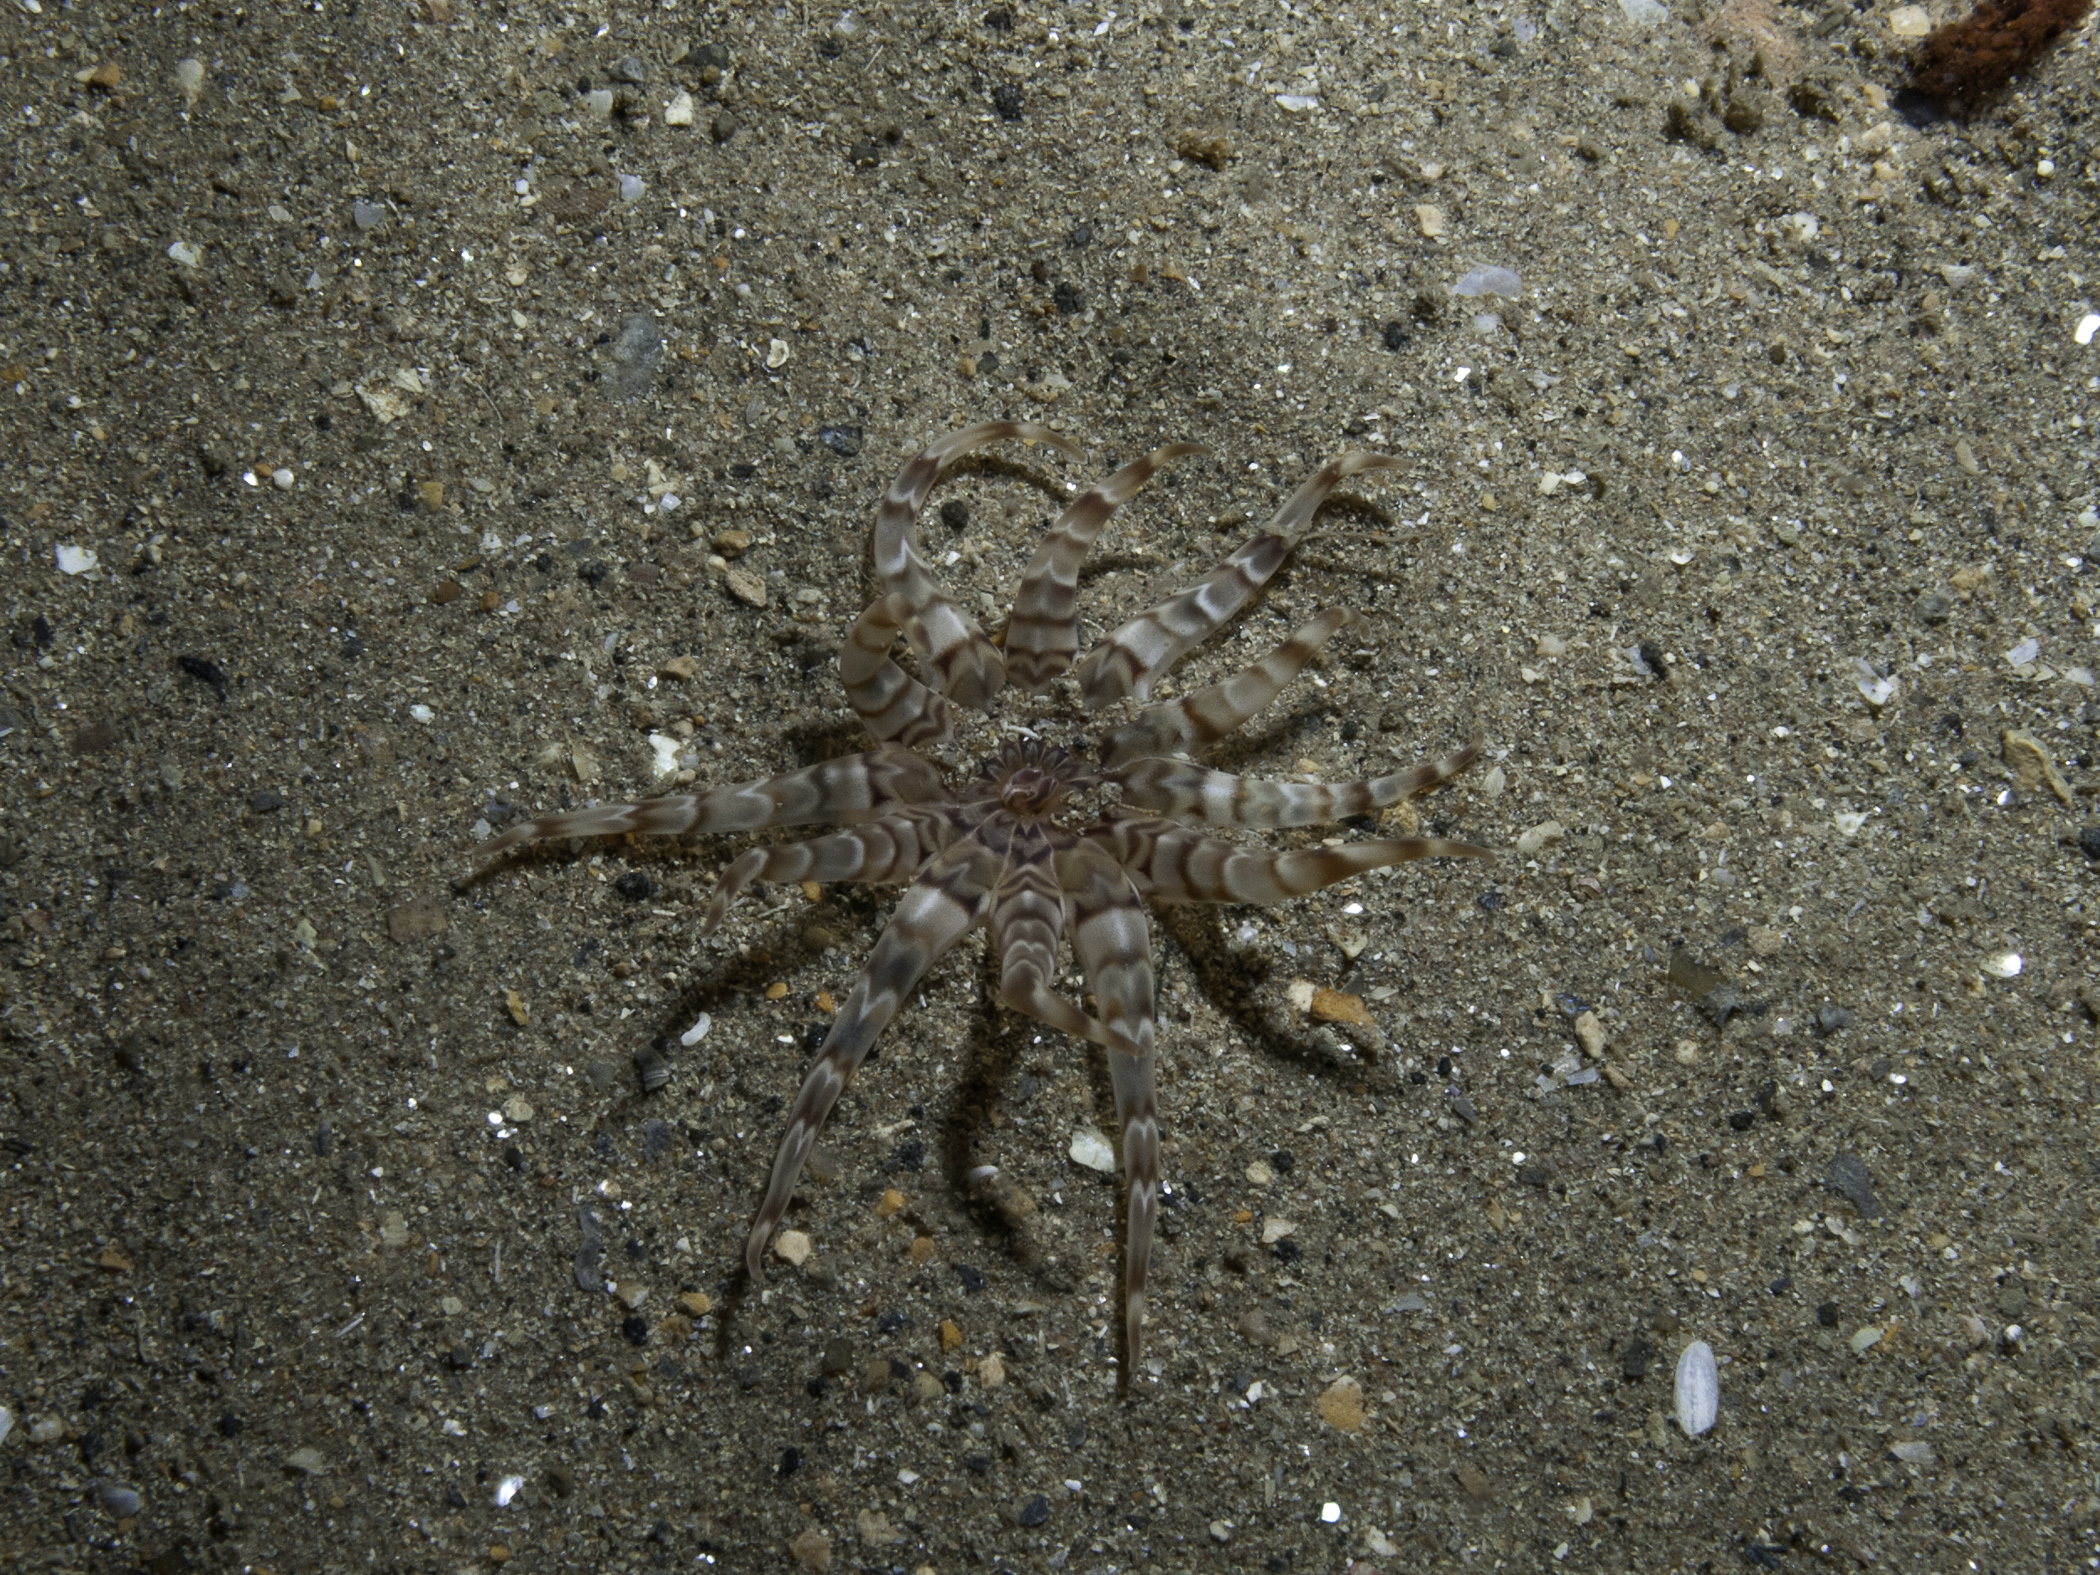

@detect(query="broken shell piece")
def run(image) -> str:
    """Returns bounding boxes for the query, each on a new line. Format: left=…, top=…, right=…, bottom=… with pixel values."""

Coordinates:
left=1979, top=952, right=2022, bottom=979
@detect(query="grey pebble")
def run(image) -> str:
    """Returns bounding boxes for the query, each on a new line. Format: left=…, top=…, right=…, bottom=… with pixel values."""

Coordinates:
left=1813, top=1004, right=1855, bottom=1036
left=350, top=199, right=386, bottom=231
left=574, top=1204, right=606, bottom=1292
left=607, top=315, right=664, bottom=402
left=1446, top=1089, right=1477, bottom=1124
left=249, top=790, right=287, bottom=813
left=586, top=1058, right=617, bottom=1090
left=614, top=55, right=648, bottom=84
left=1823, top=1153, right=1882, bottom=1220
left=1015, top=1493, right=1051, bottom=1528
left=96, top=1481, right=142, bottom=1517
left=634, top=1043, right=671, bottom=1092
left=642, top=1117, right=671, bottom=1161
left=819, top=423, right=863, bottom=457
left=1914, top=590, right=1952, bottom=625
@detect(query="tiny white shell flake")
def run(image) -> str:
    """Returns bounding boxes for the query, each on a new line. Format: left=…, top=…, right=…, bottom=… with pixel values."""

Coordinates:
left=1675, top=1340, right=1719, bottom=1436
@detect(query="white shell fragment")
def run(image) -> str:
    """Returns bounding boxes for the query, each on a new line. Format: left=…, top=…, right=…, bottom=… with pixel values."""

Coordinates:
left=2077, top=313, right=2100, bottom=347
left=55, top=544, right=98, bottom=576
left=1980, top=951, right=2022, bottom=979
left=647, top=732, right=682, bottom=778
left=493, top=1473, right=525, bottom=1507
left=1068, top=1125, right=1117, bottom=1173
left=679, top=1011, right=713, bottom=1047
left=1674, top=1340, right=1719, bottom=1436
left=1850, top=658, right=1897, bottom=709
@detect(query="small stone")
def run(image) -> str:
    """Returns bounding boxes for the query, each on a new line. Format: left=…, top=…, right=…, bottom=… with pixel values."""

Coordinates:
left=2002, top=729, right=2074, bottom=806
left=713, top=529, right=751, bottom=557
left=1849, top=1325, right=1884, bottom=1354
left=285, top=1446, right=328, bottom=1476
left=711, top=111, right=741, bottom=144
left=1619, top=1338, right=1656, bottom=1380
left=1573, top=1011, right=1606, bottom=1058
left=1890, top=1440, right=1935, bottom=1464
left=939, top=1319, right=964, bottom=1352
left=615, top=55, right=649, bottom=84
left=664, top=90, right=695, bottom=126
left=1415, top=205, right=1448, bottom=238
left=1674, top=1341, right=1718, bottom=1436
left=857, top=1508, right=900, bottom=1545
left=1310, top=986, right=1371, bottom=1026
left=1014, top=1493, right=1050, bottom=1528
left=1175, top=129, right=1233, bottom=169
left=1454, top=1463, right=1492, bottom=1501
left=351, top=199, right=387, bottom=231
left=55, top=544, right=98, bottom=576
left=1316, top=1377, right=1367, bottom=1431
left=1260, top=1217, right=1296, bottom=1246
left=1822, top=1153, right=1882, bottom=1220
left=788, top=1527, right=831, bottom=1573
left=774, top=1230, right=813, bottom=1266
left=725, top=568, right=768, bottom=607
left=97, top=1481, right=142, bottom=1517
left=29, top=1415, right=66, bottom=1444
left=1915, top=590, right=1952, bottom=625
left=1068, top=1125, right=1116, bottom=1173
left=584, top=89, right=616, bottom=121
left=1516, top=820, right=1565, bottom=857
left=1244, top=1160, right=1275, bottom=1187
left=818, top=424, right=863, bottom=457
left=378, top=1211, right=411, bottom=1249
left=505, top=990, right=530, bottom=1027
left=176, top=57, right=206, bottom=106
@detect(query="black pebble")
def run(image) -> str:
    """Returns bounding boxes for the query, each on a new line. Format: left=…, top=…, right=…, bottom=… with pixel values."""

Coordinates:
left=249, top=791, right=287, bottom=814
left=621, top=1315, right=650, bottom=1346
left=1727, top=1110, right=1756, bottom=1132
left=613, top=872, right=654, bottom=901
left=642, top=1118, right=671, bottom=1162
left=940, top=500, right=970, bottom=530
left=1016, top=1493, right=1050, bottom=1528
left=818, top=424, right=863, bottom=457
left=2078, top=826, right=2100, bottom=860
left=1813, top=1004, right=1855, bottom=1036
left=778, top=1446, right=801, bottom=1477
left=1382, top=320, right=1409, bottom=351
left=1816, top=1301, right=1840, bottom=1327
left=1052, top=281, right=1083, bottom=315
left=447, top=1343, right=473, bottom=1370
left=1619, top=1338, right=1655, bottom=1380
left=218, top=1411, right=242, bottom=1438
left=177, top=654, right=229, bottom=700
left=445, top=1487, right=468, bottom=1509
left=955, top=1263, right=986, bottom=1294
left=876, top=1310, right=910, bottom=1334
left=991, top=82, right=1024, bottom=120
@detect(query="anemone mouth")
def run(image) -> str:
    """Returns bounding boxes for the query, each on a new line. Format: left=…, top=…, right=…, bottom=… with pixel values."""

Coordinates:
left=976, top=736, right=1098, bottom=818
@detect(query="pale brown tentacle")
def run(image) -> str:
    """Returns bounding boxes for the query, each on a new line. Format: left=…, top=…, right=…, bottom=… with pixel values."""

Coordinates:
left=1098, top=607, right=1363, bottom=768
left=874, top=421, right=1084, bottom=711
left=842, top=593, right=952, bottom=747
left=699, top=809, right=967, bottom=935
left=1109, top=740, right=1483, bottom=828
left=1074, top=451, right=1405, bottom=708
left=1086, top=816, right=1491, bottom=904
left=478, top=750, right=944, bottom=862
left=1005, top=442, right=1210, bottom=694
left=745, top=838, right=1000, bottom=1283
left=1057, top=839, right=1160, bottom=1374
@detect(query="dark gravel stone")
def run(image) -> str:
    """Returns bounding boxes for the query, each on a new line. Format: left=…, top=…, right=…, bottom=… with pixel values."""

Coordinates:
left=447, top=1343, right=473, bottom=1370
left=218, top=1411, right=242, bottom=1438
left=1382, top=320, right=1409, bottom=351
left=642, top=1118, right=671, bottom=1162
left=1052, top=280, right=1084, bottom=315
left=735, top=1364, right=765, bottom=1390
left=614, top=55, right=648, bottom=83
left=621, top=1314, right=650, bottom=1346
left=992, top=82, right=1024, bottom=120
left=2079, top=826, right=2100, bottom=860
left=818, top=424, right=863, bottom=457
left=1813, top=1004, right=1855, bottom=1036
left=939, top=500, right=970, bottom=529
left=1817, top=1301, right=1840, bottom=1327
left=1446, top=1090, right=1477, bottom=1124
left=1016, top=1493, right=1051, bottom=1527
left=249, top=791, right=287, bottom=813
left=778, top=1446, right=801, bottom=1477
left=956, top=1263, right=986, bottom=1294
left=613, top=871, right=654, bottom=901
left=1619, top=1338, right=1655, bottom=1379
left=1823, top=1153, right=1882, bottom=1219
left=1727, top=1110, right=1756, bottom=1132
left=177, top=654, right=228, bottom=700
left=885, top=1137, right=926, bottom=1172
left=876, top=1310, right=911, bottom=1334
left=444, top=1486, right=469, bottom=1509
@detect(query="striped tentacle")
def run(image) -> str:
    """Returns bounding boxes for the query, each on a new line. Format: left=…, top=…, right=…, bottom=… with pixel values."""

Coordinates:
left=1085, top=815, right=1491, bottom=905
left=479, top=750, right=944, bottom=862
left=1074, top=451, right=1405, bottom=708
left=1056, top=838, right=1160, bottom=1374
left=699, top=807, right=969, bottom=934
left=987, top=822, right=1133, bottom=1052
left=1098, top=607, right=1363, bottom=769
left=1110, top=740, right=1483, bottom=829
left=842, top=593, right=952, bottom=747
left=1005, top=442, right=1209, bottom=694
left=874, top=421, right=1084, bottom=711
left=745, top=836, right=1001, bottom=1283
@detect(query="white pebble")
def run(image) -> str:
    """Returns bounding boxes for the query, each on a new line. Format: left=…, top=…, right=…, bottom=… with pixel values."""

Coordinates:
left=1850, top=657, right=1896, bottom=709
left=1320, top=1502, right=1342, bottom=1524
left=679, top=1012, right=713, bottom=1047
left=1980, top=951, right=2022, bottom=979
left=1453, top=265, right=1522, bottom=299
left=664, top=91, right=695, bottom=127
left=618, top=173, right=645, bottom=203
left=1889, top=1440, right=1935, bottom=1465
left=2077, top=313, right=2100, bottom=347
left=408, top=704, right=435, bottom=724
left=646, top=732, right=681, bottom=779
left=271, top=467, right=295, bottom=491
left=493, top=1474, right=525, bottom=1507
left=585, top=89, right=615, bottom=121
left=55, top=543, right=97, bottom=576
left=2004, top=636, right=2040, bottom=667
left=1674, top=1340, right=1718, bottom=1436
left=1068, top=1125, right=1117, bottom=1173
left=166, top=241, right=201, bottom=269
left=175, top=57, right=205, bottom=106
